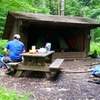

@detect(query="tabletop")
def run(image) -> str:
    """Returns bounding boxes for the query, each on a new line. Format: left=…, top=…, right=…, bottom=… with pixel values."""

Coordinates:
left=21, top=51, right=55, bottom=57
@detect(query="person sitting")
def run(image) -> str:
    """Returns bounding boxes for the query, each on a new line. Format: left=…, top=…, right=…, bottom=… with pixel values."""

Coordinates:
left=1, top=34, right=25, bottom=73
left=4, top=34, right=25, bottom=62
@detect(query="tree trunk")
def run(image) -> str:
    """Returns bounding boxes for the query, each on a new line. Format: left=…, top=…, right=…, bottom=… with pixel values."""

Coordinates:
left=60, top=0, right=64, bottom=15
left=57, top=0, right=60, bottom=15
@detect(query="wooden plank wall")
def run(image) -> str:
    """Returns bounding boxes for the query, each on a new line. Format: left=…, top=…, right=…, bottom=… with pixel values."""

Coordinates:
left=53, top=52, right=86, bottom=60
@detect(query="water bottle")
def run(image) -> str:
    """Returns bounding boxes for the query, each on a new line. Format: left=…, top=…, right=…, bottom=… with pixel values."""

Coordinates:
left=45, top=43, right=51, bottom=51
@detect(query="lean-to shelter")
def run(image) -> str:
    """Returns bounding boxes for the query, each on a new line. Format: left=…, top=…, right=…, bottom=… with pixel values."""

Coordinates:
left=3, top=12, right=100, bottom=59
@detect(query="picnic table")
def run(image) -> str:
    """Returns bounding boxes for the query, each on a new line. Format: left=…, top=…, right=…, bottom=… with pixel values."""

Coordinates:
left=14, top=51, right=55, bottom=77
left=8, top=51, right=64, bottom=78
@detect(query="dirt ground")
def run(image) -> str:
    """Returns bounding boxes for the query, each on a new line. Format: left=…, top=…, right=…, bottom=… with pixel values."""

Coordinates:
left=0, top=58, right=100, bottom=100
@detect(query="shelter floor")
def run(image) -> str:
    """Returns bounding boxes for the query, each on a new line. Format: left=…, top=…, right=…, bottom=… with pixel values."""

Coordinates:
left=0, top=58, right=100, bottom=100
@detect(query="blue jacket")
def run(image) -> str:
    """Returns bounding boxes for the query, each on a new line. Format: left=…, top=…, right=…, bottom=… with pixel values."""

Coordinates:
left=6, top=39, right=25, bottom=62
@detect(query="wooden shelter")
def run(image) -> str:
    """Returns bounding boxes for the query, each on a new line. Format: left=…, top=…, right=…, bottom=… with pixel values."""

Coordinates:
left=3, top=12, right=100, bottom=59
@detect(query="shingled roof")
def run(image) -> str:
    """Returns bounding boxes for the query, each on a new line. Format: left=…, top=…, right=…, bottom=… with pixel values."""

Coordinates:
left=9, top=12, right=100, bottom=27
left=3, top=11, right=100, bottom=39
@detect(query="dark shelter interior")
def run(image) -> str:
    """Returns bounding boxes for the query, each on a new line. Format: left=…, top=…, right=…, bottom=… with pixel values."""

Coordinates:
left=21, top=21, right=85, bottom=52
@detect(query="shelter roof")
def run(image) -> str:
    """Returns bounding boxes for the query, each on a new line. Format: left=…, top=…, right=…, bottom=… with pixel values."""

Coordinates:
left=9, top=12, right=100, bottom=27
left=3, top=12, right=100, bottom=39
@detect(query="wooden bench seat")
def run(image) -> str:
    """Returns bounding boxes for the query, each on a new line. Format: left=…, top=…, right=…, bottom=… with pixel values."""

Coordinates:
left=7, top=62, right=20, bottom=69
left=7, top=62, right=20, bottom=66
left=47, top=58, right=64, bottom=78
left=6, top=59, right=64, bottom=78
left=49, top=59, right=64, bottom=70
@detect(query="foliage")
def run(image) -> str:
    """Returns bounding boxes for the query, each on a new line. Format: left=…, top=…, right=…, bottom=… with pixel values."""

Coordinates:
left=0, top=86, right=29, bottom=100
left=91, top=28, right=100, bottom=42
left=90, top=41, right=100, bottom=55
left=46, top=0, right=59, bottom=15
left=65, top=0, right=81, bottom=16
left=0, top=39, right=8, bottom=55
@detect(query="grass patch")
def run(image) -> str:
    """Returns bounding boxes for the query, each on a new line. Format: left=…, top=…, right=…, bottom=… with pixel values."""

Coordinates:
left=0, top=86, right=29, bottom=100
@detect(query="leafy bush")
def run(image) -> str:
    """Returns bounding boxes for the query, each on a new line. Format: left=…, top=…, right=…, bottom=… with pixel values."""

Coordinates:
left=90, top=41, right=100, bottom=55
left=0, top=39, right=8, bottom=55
left=91, top=28, right=100, bottom=42
left=0, top=87, right=28, bottom=100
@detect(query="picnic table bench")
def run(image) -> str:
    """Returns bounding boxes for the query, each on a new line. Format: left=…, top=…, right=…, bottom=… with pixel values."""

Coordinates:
left=7, top=62, right=20, bottom=67
left=49, top=59, right=64, bottom=69
left=47, top=58, right=64, bottom=78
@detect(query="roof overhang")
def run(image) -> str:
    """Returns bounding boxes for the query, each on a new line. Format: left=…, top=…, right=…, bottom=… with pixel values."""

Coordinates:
left=3, top=12, right=100, bottom=39
left=9, top=12, right=100, bottom=28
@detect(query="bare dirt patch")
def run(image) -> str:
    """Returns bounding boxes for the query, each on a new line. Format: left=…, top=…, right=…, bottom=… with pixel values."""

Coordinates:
left=0, top=58, right=100, bottom=100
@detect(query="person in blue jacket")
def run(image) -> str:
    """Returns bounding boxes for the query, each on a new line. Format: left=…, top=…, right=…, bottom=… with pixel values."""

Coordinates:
left=4, top=34, right=26, bottom=62
left=1, top=34, right=25, bottom=70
